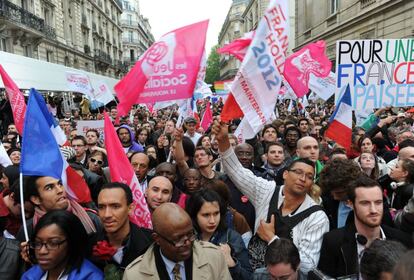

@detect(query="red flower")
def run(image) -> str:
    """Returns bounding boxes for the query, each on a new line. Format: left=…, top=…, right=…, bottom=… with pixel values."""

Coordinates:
left=241, top=195, right=249, bottom=203
left=93, top=240, right=117, bottom=261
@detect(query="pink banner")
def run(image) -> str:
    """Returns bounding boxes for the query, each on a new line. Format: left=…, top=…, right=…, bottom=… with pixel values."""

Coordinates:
left=115, top=20, right=208, bottom=116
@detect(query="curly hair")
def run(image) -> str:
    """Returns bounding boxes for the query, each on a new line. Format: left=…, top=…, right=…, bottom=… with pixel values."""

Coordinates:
left=319, top=158, right=363, bottom=193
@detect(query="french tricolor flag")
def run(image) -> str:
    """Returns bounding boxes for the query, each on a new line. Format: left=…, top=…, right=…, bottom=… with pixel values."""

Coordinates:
left=325, top=84, right=352, bottom=149
left=20, top=89, right=91, bottom=203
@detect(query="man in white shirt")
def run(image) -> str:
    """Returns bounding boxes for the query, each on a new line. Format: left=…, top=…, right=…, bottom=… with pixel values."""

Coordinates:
left=211, top=119, right=329, bottom=275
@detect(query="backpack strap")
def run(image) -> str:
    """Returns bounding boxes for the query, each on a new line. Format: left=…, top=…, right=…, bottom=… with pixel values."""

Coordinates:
left=266, top=185, right=282, bottom=222
left=282, top=205, right=324, bottom=229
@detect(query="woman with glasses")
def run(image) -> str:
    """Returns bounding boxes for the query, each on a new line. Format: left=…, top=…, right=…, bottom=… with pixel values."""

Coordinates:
left=22, top=210, right=103, bottom=280
left=186, top=188, right=253, bottom=280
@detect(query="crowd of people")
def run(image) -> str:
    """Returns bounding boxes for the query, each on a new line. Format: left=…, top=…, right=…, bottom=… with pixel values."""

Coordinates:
left=1, top=96, right=414, bottom=279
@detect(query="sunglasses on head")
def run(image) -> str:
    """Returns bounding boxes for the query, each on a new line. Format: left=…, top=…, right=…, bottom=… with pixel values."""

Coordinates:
left=90, top=158, right=103, bottom=165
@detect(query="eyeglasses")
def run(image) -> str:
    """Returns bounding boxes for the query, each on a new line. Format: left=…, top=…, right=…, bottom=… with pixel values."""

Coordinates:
left=90, top=158, right=103, bottom=165
left=288, top=169, right=314, bottom=181
left=155, top=230, right=196, bottom=247
left=29, top=239, right=67, bottom=250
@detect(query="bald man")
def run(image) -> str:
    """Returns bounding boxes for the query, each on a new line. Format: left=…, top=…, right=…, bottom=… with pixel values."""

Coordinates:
left=123, top=203, right=232, bottom=279
left=295, top=136, right=324, bottom=181
left=387, top=146, right=414, bottom=172
left=145, top=176, right=173, bottom=213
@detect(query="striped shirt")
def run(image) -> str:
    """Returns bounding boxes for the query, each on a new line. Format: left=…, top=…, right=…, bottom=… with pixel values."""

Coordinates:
left=220, top=147, right=330, bottom=274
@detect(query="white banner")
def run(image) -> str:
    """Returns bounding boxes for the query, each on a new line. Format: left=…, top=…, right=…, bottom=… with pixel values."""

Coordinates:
left=90, top=81, right=114, bottom=105
left=309, top=71, right=336, bottom=101
left=231, top=0, right=289, bottom=134
left=76, top=120, right=105, bottom=142
left=66, top=72, right=93, bottom=95
left=336, top=39, right=414, bottom=110
left=0, top=142, right=12, bottom=167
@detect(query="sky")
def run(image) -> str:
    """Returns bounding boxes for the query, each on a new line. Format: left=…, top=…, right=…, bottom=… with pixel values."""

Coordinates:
left=139, top=0, right=233, bottom=55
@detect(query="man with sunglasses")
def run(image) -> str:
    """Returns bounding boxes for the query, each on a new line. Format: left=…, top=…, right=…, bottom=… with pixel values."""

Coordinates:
left=123, top=203, right=231, bottom=279
left=211, top=119, right=329, bottom=276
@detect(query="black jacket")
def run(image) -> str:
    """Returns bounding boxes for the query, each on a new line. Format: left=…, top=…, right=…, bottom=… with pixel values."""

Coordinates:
left=317, top=223, right=412, bottom=278
left=0, top=237, right=24, bottom=280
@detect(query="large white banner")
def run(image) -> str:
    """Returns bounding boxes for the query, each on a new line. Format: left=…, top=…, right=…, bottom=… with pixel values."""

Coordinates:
left=231, top=0, right=289, bottom=134
left=336, top=39, right=414, bottom=110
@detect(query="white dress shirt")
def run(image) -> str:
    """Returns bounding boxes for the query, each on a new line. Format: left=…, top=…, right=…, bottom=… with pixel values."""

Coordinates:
left=220, top=147, right=330, bottom=274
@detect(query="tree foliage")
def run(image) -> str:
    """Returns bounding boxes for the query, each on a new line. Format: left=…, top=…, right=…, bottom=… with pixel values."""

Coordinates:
left=205, top=45, right=221, bottom=85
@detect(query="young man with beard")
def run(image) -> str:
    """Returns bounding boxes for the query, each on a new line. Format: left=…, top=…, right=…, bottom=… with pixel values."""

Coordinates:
left=95, top=182, right=152, bottom=273
left=116, top=125, right=143, bottom=155
left=318, top=176, right=412, bottom=278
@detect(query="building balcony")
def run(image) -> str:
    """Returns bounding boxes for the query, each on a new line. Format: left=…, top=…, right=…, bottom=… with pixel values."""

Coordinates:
left=84, top=44, right=91, bottom=55
left=114, top=59, right=128, bottom=73
left=122, top=37, right=139, bottom=45
left=0, top=0, right=56, bottom=40
left=94, top=49, right=112, bottom=65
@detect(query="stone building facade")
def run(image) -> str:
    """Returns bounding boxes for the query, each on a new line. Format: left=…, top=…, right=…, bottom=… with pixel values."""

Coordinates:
left=294, top=0, right=414, bottom=63
left=218, top=0, right=250, bottom=80
left=0, top=0, right=130, bottom=78
left=120, top=0, right=154, bottom=71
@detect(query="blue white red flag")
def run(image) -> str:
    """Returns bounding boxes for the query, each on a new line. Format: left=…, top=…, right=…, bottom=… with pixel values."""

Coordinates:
left=20, top=89, right=92, bottom=203
left=325, top=84, right=353, bottom=149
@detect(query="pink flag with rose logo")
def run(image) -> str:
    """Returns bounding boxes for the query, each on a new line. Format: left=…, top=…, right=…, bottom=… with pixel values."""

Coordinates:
left=115, top=20, right=209, bottom=116
left=283, top=40, right=332, bottom=98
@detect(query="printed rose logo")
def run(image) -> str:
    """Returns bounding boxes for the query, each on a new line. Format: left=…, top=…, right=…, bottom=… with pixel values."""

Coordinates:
left=144, top=41, right=169, bottom=66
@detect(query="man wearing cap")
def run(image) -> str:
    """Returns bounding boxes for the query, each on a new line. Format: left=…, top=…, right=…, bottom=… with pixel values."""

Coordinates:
left=184, top=117, right=202, bottom=146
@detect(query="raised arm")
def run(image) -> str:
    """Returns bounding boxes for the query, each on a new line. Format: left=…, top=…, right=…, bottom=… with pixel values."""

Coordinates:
left=173, top=127, right=190, bottom=176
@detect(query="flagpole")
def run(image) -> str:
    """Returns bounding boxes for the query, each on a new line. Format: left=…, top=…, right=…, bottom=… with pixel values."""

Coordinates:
left=19, top=173, right=29, bottom=241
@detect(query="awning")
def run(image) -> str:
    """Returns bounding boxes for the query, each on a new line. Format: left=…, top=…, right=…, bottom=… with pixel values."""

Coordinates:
left=0, top=51, right=119, bottom=94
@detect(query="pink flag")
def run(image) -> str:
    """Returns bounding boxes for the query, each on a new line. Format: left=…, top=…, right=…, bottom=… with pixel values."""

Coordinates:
left=0, top=65, right=27, bottom=134
left=217, top=31, right=254, bottom=61
left=104, top=112, right=152, bottom=228
left=200, top=102, right=213, bottom=131
left=114, top=20, right=209, bottom=116
left=283, top=40, right=332, bottom=98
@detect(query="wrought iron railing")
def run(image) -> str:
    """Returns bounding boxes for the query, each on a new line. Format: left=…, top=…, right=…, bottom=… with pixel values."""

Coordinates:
left=94, top=49, right=112, bottom=64
left=0, top=0, right=56, bottom=39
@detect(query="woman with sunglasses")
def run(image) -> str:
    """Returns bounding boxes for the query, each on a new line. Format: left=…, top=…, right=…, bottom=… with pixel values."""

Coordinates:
left=186, top=188, right=253, bottom=280
left=22, top=210, right=103, bottom=280
left=87, top=150, right=110, bottom=183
